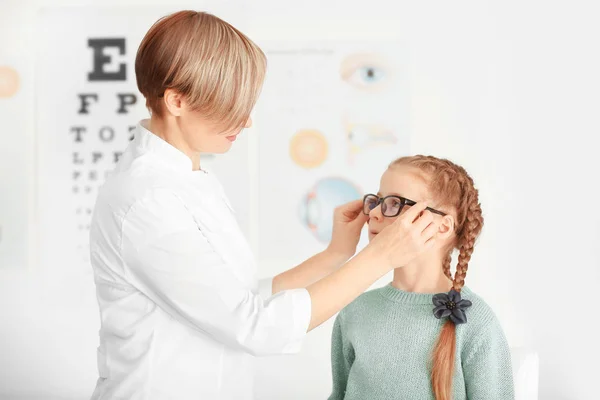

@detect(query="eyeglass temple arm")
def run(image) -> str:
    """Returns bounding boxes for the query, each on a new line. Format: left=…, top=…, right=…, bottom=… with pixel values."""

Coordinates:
left=405, top=200, right=446, bottom=216
left=426, top=207, right=446, bottom=216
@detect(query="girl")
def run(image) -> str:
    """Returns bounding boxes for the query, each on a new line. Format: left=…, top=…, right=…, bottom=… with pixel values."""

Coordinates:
left=329, top=155, right=515, bottom=400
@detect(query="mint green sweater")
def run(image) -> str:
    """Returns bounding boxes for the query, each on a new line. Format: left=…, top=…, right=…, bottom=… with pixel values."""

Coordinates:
left=329, top=285, right=515, bottom=400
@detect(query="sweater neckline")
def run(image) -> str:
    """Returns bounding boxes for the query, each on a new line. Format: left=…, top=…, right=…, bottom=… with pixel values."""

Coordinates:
left=379, top=283, right=472, bottom=305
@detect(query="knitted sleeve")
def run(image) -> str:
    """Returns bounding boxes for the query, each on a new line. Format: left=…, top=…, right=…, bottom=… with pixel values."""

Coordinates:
left=462, top=317, right=515, bottom=399
left=328, top=313, right=355, bottom=400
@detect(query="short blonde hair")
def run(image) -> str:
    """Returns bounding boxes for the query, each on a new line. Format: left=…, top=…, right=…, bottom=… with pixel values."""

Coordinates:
left=135, top=11, right=267, bottom=131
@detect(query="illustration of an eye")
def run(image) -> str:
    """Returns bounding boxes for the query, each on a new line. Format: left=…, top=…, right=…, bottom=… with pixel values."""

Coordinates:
left=352, top=65, right=386, bottom=86
left=340, top=53, right=391, bottom=91
left=298, top=177, right=362, bottom=243
left=343, top=117, right=398, bottom=164
left=289, top=129, right=329, bottom=169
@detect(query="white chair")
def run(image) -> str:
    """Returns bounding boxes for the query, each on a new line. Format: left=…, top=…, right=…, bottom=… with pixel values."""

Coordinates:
left=510, top=347, right=539, bottom=400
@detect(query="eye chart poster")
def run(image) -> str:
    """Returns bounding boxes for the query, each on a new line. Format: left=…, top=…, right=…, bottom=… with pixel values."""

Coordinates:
left=35, top=6, right=251, bottom=284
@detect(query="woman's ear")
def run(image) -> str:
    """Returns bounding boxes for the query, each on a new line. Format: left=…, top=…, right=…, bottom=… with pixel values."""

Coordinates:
left=163, top=89, right=184, bottom=117
left=438, top=214, right=455, bottom=239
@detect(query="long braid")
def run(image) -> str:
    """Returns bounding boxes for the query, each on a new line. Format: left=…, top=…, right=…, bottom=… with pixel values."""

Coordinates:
left=452, top=173, right=483, bottom=293
left=442, top=252, right=453, bottom=281
left=390, top=155, right=484, bottom=400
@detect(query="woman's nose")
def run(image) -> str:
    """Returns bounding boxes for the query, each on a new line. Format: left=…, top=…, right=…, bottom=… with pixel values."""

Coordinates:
left=244, top=117, right=253, bottom=128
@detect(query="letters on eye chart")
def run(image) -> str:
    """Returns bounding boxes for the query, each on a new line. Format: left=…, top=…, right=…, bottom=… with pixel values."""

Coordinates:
left=67, top=37, right=143, bottom=254
left=36, top=10, right=216, bottom=272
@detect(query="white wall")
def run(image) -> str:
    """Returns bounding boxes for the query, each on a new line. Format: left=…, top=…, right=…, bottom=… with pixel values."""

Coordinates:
left=1, top=0, right=599, bottom=399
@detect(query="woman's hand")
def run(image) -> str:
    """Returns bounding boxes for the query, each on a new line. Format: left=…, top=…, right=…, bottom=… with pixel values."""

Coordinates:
left=326, top=199, right=369, bottom=260
left=306, top=202, right=440, bottom=331
left=366, top=202, right=439, bottom=269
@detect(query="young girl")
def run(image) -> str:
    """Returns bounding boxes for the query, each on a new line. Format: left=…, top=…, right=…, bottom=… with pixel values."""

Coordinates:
left=329, top=155, right=515, bottom=400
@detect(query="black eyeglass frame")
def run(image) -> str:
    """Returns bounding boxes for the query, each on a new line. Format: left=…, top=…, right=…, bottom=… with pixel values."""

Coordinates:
left=362, top=193, right=447, bottom=217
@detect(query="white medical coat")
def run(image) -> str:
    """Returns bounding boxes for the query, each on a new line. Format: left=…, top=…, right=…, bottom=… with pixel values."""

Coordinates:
left=89, top=120, right=312, bottom=400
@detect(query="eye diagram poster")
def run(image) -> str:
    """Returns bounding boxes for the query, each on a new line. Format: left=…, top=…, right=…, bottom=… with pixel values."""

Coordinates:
left=35, top=7, right=251, bottom=284
left=253, top=41, right=411, bottom=266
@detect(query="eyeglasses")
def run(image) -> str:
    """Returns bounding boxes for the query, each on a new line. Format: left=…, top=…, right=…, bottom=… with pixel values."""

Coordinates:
left=362, top=193, right=447, bottom=218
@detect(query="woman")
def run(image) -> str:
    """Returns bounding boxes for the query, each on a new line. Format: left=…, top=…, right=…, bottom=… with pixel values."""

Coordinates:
left=89, top=10, right=440, bottom=400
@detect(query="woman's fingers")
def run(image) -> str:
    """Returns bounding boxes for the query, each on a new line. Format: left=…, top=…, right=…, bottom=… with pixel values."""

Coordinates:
left=343, top=199, right=363, bottom=210
left=420, top=218, right=439, bottom=242
left=388, top=201, right=428, bottom=232
left=403, top=201, right=429, bottom=224
left=414, top=210, right=434, bottom=233
left=340, top=199, right=364, bottom=219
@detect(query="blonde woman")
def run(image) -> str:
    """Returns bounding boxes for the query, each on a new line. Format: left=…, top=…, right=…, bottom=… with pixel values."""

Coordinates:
left=89, top=11, right=441, bottom=400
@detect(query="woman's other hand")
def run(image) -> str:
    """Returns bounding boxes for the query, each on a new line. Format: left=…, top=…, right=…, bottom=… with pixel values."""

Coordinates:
left=327, top=199, right=369, bottom=260
left=367, top=202, right=439, bottom=269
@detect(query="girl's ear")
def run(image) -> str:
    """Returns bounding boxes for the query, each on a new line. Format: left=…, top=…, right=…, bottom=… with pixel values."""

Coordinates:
left=438, top=214, right=455, bottom=239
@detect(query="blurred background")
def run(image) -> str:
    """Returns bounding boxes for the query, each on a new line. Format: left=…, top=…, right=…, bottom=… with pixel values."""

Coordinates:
left=1, top=0, right=599, bottom=399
